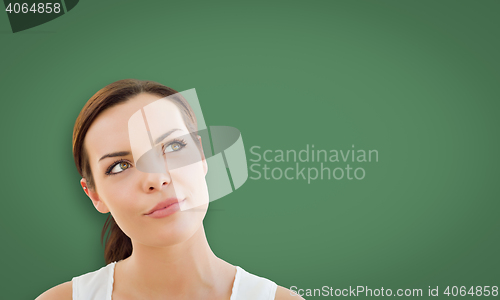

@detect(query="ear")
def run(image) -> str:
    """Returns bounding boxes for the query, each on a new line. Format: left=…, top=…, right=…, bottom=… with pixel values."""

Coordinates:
left=80, top=178, right=110, bottom=214
left=197, top=135, right=208, bottom=176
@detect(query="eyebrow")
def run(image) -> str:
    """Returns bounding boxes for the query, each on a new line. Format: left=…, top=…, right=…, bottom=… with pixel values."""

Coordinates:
left=154, top=128, right=181, bottom=144
left=97, top=129, right=181, bottom=162
left=99, top=151, right=131, bottom=162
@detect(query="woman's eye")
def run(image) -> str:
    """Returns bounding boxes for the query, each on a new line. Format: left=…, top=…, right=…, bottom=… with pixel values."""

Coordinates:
left=110, top=161, right=131, bottom=174
left=164, top=142, right=184, bottom=153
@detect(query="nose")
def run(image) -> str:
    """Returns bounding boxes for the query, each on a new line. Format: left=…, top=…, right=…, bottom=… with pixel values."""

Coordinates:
left=142, top=171, right=171, bottom=193
left=136, top=145, right=172, bottom=193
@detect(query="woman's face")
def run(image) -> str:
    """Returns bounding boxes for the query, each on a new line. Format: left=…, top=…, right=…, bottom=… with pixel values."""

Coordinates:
left=82, top=92, right=209, bottom=247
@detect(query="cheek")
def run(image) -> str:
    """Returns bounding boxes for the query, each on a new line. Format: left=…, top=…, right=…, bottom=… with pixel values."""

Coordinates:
left=100, top=178, right=145, bottom=240
left=171, top=161, right=209, bottom=210
left=99, top=174, right=140, bottom=216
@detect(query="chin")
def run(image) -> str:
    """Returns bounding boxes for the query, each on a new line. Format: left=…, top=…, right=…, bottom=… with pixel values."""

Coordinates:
left=145, top=215, right=205, bottom=247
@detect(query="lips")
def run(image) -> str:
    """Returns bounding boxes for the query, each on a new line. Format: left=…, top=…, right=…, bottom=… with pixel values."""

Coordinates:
left=145, top=198, right=180, bottom=215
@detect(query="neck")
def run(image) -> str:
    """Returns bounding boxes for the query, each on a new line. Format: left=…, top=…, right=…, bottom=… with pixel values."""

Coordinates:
left=116, top=225, right=235, bottom=299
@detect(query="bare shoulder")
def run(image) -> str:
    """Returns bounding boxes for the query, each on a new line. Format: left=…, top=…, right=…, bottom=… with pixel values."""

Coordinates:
left=35, top=281, right=72, bottom=300
left=275, top=285, right=306, bottom=300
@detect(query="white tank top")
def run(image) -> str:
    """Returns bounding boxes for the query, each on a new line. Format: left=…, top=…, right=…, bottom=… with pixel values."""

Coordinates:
left=72, top=261, right=277, bottom=300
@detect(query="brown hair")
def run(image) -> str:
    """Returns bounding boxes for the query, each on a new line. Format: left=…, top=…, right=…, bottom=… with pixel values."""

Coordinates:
left=72, top=79, right=199, bottom=264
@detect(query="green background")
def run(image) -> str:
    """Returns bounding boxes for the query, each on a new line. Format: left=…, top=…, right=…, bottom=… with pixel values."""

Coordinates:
left=0, top=0, right=498, bottom=299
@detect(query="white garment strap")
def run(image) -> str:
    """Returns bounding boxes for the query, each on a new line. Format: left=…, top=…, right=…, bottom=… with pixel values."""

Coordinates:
left=231, top=266, right=277, bottom=300
left=71, top=262, right=115, bottom=300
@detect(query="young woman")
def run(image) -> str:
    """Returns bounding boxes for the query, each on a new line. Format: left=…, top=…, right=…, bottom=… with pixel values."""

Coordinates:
left=36, top=79, right=303, bottom=300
